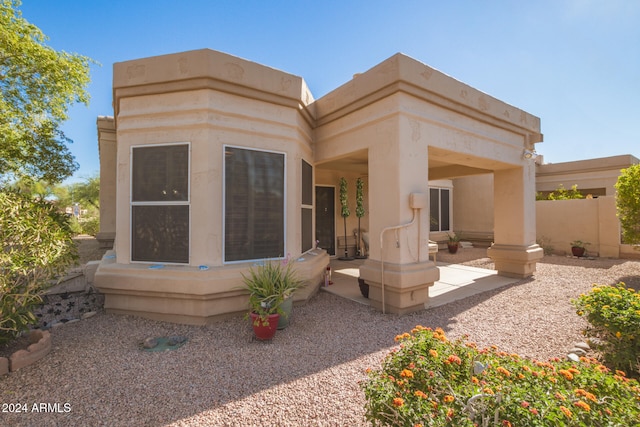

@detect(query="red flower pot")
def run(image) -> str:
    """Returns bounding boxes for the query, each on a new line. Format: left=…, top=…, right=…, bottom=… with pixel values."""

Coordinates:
left=250, top=312, right=280, bottom=340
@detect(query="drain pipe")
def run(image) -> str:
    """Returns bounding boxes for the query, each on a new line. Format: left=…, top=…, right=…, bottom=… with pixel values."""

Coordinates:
left=379, top=208, right=419, bottom=314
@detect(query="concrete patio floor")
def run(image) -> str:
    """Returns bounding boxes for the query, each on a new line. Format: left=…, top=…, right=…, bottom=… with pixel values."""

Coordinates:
left=321, top=257, right=519, bottom=309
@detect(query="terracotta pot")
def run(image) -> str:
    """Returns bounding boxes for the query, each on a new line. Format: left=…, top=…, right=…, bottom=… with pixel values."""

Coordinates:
left=250, top=312, right=280, bottom=340
left=447, top=243, right=459, bottom=254
left=571, top=246, right=585, bottom=257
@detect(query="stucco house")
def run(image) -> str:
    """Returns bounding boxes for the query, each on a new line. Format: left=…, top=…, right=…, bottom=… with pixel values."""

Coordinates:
left=95, top=49, right=544, bottom=324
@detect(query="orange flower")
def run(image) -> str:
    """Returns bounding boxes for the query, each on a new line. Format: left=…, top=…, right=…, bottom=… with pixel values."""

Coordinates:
left=615, top=370, right=627, bottom=377
left=560, top=406, right=572, bottom=418
left=574, top=388, right=597, bottom=402
left=483, top=387, right=494, bottom=395
left=559, top=370, right=574, bottom=380
left=392, top=397, right=404, bottom=407
left=496, top=367, right=511, bottom=377
left=574, top=401, right=591, bottom=412
left=400, top=369, right=414, bottom=378
left=530, top=408, right=539, bottom=416
left=554, top=392, right=566, bottom=401
left=502, top=421, right=512, bottom=427
left=521, top=401, right=530, bottom=408
left=471, top=376, right=479, bottom=384
left=414, top=390, right=428, bottom=399
left=443, top=395, right=455, bottom=403
left=447, top=355, right=462, bottom=365
left=446, top=408, right=454, bottom=419
left=429, top=349, right=438, bottom=358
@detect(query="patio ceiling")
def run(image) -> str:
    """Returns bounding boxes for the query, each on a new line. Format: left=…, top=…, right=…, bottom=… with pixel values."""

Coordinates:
left=314, top=147, right=512, bottom=180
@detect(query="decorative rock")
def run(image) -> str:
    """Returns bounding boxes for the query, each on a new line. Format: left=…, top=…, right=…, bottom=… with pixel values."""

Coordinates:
left=142, top=337, right=159, bottom=349
left=573, top=342, right=590, bottom=351
left=567, top=353, right=580, bottom=362
left=167, top=335, right=187, bottom=346
left=82, top=311, right=97, bottom=320
left=0, top=357, right=9, bottom=375
left=569, top=347, right=587, bottom=356
left=66, top=319, right=80, bottom=325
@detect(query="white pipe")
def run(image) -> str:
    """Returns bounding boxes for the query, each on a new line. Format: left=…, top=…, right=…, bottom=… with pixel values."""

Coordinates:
left=379, top=208, right=418, bottom=314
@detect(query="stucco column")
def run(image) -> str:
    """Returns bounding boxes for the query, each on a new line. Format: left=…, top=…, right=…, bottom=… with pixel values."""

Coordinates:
left=488, top=164, right=543, bottom=277
left=359, top=122, right=439, bottom=314
left=96, top=117, right=116, bottom=249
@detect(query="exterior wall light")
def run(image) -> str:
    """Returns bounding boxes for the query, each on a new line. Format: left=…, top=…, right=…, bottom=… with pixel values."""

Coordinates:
left=523, top=149, right=538, bottom=160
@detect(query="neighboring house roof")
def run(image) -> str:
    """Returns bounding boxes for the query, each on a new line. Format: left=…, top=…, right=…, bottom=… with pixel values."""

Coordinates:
left=536, top=154, right=640, bottom=196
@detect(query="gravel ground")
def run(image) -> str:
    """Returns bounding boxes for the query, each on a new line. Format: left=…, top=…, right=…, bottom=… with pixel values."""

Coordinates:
left=1, top=251, right=639, bottom=427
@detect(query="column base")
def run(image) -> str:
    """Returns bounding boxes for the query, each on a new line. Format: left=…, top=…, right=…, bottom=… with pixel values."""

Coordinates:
left=359, top=259, right=439, bottom=314
left=487, top=243, right=544, bottom=278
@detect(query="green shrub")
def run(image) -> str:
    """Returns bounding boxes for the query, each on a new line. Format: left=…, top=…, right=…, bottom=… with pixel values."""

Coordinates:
left=574, top=283, right=640, bottom=378
left=361, top=326, right=640, bottom=426
left=0, top=191, right=78, bottom=344
left=79, top=215, right=99, bottom=236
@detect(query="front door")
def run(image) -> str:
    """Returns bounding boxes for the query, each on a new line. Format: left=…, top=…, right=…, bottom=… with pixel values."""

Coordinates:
left=315, top=186, right=335, bottom=256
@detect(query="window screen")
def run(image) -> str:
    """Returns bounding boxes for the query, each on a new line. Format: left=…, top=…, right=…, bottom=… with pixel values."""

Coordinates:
left=301, top=160, right=313, bottom=252
left=131, top=144, right=190, bottom=263
left=224, top=147, right=285, bottom=262
left=429, top=187, right=451, bottom=232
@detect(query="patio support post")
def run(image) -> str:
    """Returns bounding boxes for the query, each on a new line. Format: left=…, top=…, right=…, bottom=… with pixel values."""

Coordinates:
left=358, top=123, right=439, bottom=314
left=488, top=165, right=543, bottom=278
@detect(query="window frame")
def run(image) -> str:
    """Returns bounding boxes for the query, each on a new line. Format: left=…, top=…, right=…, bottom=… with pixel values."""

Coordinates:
left=129, top=142, right=191, bottom=264
left=429, top=186, right=452, bottom=233
left=222, top=144, right=287, bottom=264
left=301, top=159, right=314, bottom=253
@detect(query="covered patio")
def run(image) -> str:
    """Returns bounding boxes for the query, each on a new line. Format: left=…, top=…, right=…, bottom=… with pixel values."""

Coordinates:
left=323, top=250, right=520, bottom=309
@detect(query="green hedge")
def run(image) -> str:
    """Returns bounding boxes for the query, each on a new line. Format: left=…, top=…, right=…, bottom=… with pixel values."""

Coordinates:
left=0, top=191, right=77, bottom=343
left=574, top=282, right=640, bottom=378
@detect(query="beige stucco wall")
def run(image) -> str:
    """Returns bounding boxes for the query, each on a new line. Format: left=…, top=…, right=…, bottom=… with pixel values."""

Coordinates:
left=536, top=196, right=620, bottom=257
left=96, top=49, right=328, bottom=324
left=96, top=116, right=116, bottom=248
left=452, top=174, right=494, bottom=243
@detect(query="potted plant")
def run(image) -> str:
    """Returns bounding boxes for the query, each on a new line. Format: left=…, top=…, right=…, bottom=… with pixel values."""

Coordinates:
left=570, top=240, right=590, bottom=257
left=242, top=258, right=303, bottom=339
left=447, top=233, right=460, bottom=254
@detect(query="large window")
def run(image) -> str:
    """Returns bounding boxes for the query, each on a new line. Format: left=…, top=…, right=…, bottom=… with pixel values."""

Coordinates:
left=301, top=160, right=313, bottom=252
left=131, top=143, right=190, bottom=263
left=224, top=146, right=285, bottom=262
left=429, top=187, right=451, bottom=232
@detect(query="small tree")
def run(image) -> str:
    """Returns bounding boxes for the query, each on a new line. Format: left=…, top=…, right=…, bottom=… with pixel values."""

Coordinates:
left=545, top=184, right=584, bottom=200
left=0, top=191, right=78, bottom=343
left=339, top=177, right=353, bottom=260
left=615, top=163, right=640, bottom=245
left=355, top=177, right=366, bottom=257
left=0, top=0, right=94, bottom=183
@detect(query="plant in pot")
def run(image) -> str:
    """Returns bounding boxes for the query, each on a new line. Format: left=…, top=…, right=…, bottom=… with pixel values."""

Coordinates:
left=570, top=240, right=590, bottom=257
left=242, top=258, right=302, bottom=339
left=447, top=233, right=460, bottom=254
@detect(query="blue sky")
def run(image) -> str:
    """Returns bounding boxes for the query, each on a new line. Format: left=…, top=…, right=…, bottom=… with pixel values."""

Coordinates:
left=18, top=0, right=640, bottom=184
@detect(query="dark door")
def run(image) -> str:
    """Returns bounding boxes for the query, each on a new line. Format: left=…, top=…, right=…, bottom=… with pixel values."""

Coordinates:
left=315, top=186, right=335, bottom=256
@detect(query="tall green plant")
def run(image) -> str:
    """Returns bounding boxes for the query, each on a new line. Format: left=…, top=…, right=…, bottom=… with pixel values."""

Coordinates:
left=339, top=177, right=353, bottom=260
left=615, top=163, right=640, bottom=245
left=0, top=191, right=78, bottom=343
left=355, top=177, right=365, bottom=257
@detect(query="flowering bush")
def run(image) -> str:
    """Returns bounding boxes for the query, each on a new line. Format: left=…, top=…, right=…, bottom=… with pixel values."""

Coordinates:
left=574, top=282, right=640, bottom=378
left=361, top=326, right=640, bottom=426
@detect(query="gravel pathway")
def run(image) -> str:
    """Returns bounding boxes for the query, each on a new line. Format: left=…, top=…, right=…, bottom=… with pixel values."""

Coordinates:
left=1, top=253, right=639, bottom=426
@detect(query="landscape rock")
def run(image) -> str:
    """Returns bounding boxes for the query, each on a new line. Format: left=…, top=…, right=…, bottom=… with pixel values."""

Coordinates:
left=143, top=337, right=158, bottom=349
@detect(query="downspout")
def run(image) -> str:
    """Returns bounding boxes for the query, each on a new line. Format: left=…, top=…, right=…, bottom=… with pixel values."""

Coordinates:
left=379, top=208, right=419, bottom=314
